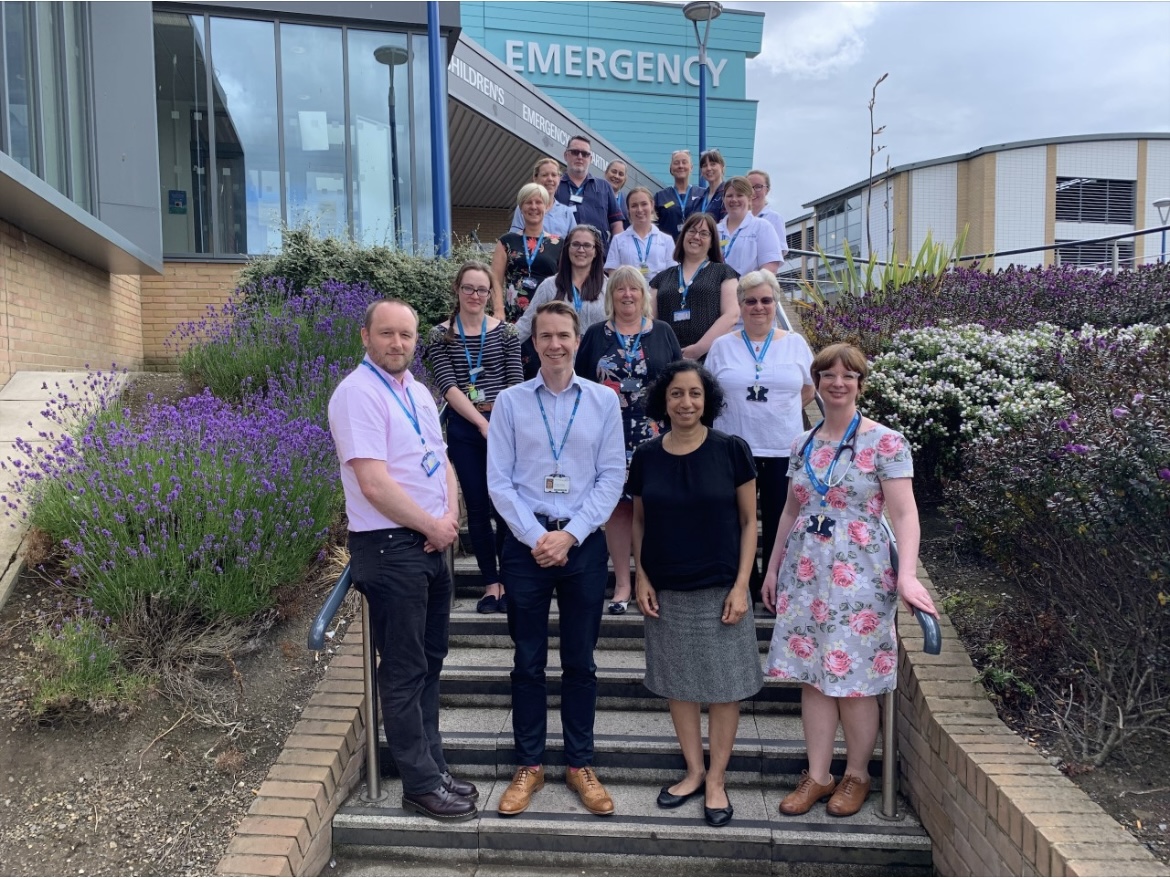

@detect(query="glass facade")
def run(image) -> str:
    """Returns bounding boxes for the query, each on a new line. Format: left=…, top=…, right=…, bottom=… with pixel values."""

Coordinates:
left=1, top=0, right=94, bottom=211
left=153, top=8, right=438, bottom=257
left=816, top=195, right=864, bottom=258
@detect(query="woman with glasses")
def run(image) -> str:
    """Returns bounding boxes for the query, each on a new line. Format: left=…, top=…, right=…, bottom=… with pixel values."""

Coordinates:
left=705, top=270, right=813, bottom=605
left=604, top=186, right=677, bottom=279
left=649, top=212, right=739, bottom=361
left=717, top=177, right=782, bottom=279
left=685, top=149, right=728, bottom=223
left=761, top=343, right=938, bottom=818
left=515, top=224, right=609, bottom=343
left=492, top=182, right=564, bottom=323
left=747, top=169, right=788, bottom=261
left=428, top=261, right=524, bottom=614
left=509, top=157, right=577, bottom=239
left=575, top=265, right=682, bottom=615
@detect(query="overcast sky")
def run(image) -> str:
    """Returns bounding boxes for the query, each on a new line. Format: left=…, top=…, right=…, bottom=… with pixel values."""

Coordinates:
left=730, top=1, right=1170, bottom=224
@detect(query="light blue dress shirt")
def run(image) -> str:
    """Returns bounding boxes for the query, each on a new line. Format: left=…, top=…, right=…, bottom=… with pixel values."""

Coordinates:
left=487, top=369, right=626, bottom=549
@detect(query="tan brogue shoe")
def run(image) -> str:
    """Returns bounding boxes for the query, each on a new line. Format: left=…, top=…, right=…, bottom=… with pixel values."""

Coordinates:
left=565, top=766, right=615, bottom=816
left=497, top=765, right=545, bottom=816
left=826, top=773, right=871, bottom=817
left=778, top=770, right=837, bottom=816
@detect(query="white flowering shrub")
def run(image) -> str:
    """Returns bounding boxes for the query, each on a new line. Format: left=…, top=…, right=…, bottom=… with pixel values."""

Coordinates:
left=864, top=322, right=1068, bottom=492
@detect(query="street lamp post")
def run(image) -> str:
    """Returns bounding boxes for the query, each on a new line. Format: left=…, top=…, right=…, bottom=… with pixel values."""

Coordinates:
left=683, top=1, right=722, bottom=159
left=374, top=44, right=410, bottom=249
left=1154, top=197, right=1170, bottom=265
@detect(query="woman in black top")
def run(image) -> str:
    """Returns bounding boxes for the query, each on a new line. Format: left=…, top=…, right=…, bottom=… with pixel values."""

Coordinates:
left=684, top=148, right=728, bottom=223
left=650, top=212, right=740, bottom=361
left=629, top=361, right=760, bottom=828
left=428, top=261, right=523, bottom=614
left=575, top=265, right=682, bottom=615
left=491, top=182, right=564, bottom=323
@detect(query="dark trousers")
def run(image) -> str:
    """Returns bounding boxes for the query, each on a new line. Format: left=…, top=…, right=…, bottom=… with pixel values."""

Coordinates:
left=446, top=411, right=506, bottom=587
left=501, top=529, right=608, bottom=767
left=754, top=456, right=791, bottom=589
left=348, top=528, right=452, bottom=796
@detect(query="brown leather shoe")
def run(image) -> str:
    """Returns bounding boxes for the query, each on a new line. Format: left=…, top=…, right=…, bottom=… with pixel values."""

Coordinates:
left=826, top=773, right=871, bottom=817
left=779, top=770, right=837, bottom=816
left=498, top=765, right=545, bottom=816
left=565, top=766, right=615, bottom=816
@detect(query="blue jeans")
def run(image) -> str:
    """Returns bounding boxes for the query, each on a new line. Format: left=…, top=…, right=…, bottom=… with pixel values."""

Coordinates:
left=501, top=529, right=608, bottom=767
left=446, top=411, right=507, bottom=587
left=347, top=528, right=452, bottom=796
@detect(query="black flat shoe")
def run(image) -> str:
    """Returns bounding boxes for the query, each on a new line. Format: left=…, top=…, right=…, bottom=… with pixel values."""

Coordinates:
left=497, top=594, right=508, bottom=614
left=656, top=780, right=705, bottom=809
left=704, top=796, right=734, bottom=827
left=476, top=594, right=498, bottom=614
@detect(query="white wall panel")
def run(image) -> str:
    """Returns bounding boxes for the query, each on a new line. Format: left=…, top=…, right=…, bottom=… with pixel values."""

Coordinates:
left=909, top=163, right=956, bottom=254
left=1056, top=141, right=1138, bottom=180
left=994, top=147, right=1048, bottom=269
left=1143, top=140, right=1170, bottom=264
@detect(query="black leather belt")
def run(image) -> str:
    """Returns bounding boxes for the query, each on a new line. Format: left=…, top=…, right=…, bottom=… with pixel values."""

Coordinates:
left=535, top=514, right=571, bottom=531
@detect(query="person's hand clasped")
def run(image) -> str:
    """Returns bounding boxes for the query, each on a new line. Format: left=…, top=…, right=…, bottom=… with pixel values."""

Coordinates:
left=532, top=530, right=575, bottom=568
left=635, top=574, right=659, bottom=619
left=898, top=574, right=938, bottom=618
left=761, top=571, right=778, bottom=613
left=721, top=584, right=749, bottom=625
left=477, top=420, right=490, bottom=440
left=424, top=513, right=460, bottom=553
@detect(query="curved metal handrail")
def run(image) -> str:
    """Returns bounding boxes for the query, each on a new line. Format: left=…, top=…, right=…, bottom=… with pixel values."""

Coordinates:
left=886, top=527, right=942, bottom=655
left=307, top=564, right=353, bottom=651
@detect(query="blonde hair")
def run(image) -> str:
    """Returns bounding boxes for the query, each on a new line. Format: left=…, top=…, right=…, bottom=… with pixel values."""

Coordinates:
left=533, top=157, right=560, bottom=179
left=625, top=186, right=656, bottom=222
left=604, top=266, right=654, bottom=322
left=517, top=182, right=551, bottom=208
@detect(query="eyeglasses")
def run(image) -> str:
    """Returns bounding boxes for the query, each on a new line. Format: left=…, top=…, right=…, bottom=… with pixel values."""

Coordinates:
left=567, top=148, right=592, bottom=159
left=686, top=229, right=712, bottom=240
left=459, top=285, right=491, bottom=297
left=569, top=242, right=596, bottom=251
left=751, top=184, right=767, bottom=192
left=742, top=297, right=775, bottom=306
left=820, top=372, right=861, bottom=382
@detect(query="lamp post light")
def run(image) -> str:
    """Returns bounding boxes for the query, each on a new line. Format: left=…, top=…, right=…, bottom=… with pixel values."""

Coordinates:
left=683, top=1, right=722, bottom=159
left=374, top=44, right=410, bottom=249
left=1154, top=197, right=1170, bottom=265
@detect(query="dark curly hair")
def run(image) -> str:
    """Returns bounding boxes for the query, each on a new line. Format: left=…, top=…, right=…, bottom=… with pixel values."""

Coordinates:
left=645, top=359, right=725, bottom=429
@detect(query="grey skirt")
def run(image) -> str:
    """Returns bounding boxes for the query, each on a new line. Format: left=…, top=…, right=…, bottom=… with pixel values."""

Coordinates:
left=643, top=586, right=762, bottom=703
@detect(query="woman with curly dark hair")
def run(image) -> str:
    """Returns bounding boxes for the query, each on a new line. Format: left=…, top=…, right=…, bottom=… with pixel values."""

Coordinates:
left=627, top=360, right=760, bottom=828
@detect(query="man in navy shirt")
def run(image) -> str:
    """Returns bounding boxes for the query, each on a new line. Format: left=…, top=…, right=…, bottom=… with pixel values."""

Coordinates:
left=654, top=149, right=703, bottom=241
left=555, top=135, right=624, bottom=248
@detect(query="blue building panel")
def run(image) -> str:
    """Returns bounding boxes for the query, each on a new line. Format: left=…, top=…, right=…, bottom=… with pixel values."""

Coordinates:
left=460, top=1, right=763, bottom=187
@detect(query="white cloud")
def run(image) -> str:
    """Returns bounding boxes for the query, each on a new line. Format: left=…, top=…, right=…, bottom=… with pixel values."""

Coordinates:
left=753, top=1, right=880, bottom=79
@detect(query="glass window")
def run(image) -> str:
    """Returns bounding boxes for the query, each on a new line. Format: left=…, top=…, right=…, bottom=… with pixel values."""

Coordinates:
left=410, top=33, right=434, bottom=252
left=209, top=17, right=280, bottom=254
left=35, top=1, right=67, bottom=193
left=4, top=2, right=38, bottom=172
left=280, top=23, right=347, bottom=240
left=347, top=29, right=412, bottom=248
left=62, top=2, right=91, bottom=211
left=154, top=11, right=213, bottom=253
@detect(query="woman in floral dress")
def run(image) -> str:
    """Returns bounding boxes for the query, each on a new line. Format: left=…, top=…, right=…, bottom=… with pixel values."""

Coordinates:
left=762, top=342, right=938, bottom=819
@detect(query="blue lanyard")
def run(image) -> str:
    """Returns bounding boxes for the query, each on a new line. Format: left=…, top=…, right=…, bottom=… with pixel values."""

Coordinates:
left=722, top=226, right=744, bottom=260
left=677, top=260, right=708, bottom=310
left=702, top=184, right=719, bottom=214
left=570, top=180, right=586, bottom=199
left=615, top=320, right=646, bottom=371
left=571, top=284, right=583, bottom=312
left=524, top=234, right=545, bottom=273
left=536, top=385, right=583, bottom=470
left=363, top=360, right=426, bottom=447
left=455, top=315, right=485, bottom=380
left=676, top=186, right=690, bottom=207
left=804, top=412, right=861, bottom=502
left=633, top=232, right=654, bottom=267
left=740, top=329, right=773, bottom=380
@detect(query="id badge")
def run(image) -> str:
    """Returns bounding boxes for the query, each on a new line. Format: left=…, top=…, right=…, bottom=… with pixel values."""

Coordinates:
left=673, top=309, right=691, bottom=322
left=720, top=238, right=730, bottom=249
left=467, top=385, right=480, bottom=402
left=639, top=265, right=650, bottom=277
left=663, top=200, right=675, bottom=209
left=544, top=474, right=571, bottom=493
left=420, top=449, right=441, bottom=477
left=570, top=194, right=584, bottom=204
left=619, top=378, right=641, bottom=394
left=521, top=277, right=538, bottom=292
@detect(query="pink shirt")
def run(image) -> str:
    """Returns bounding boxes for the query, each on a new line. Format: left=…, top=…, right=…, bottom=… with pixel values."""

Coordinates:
left=328, top=359, right=449, bottom=532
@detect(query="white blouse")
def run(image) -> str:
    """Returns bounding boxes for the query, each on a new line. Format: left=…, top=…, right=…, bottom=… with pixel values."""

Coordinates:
left=716, top=212, right=782, bottom=278
left=604, top=224, right=677, bottom=278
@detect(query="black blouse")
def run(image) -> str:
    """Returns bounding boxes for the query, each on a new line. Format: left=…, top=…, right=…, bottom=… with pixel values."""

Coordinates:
left=498, top=231, right=564, bottom=323
left=651, top=261, right=739, bottom=350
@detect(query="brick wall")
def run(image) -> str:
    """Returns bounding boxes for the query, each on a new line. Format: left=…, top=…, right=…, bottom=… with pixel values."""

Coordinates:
left=897, top=563, right=1164, bottom=876
left=139, top=262, right=243, bottom=368
left=452, top=206, right=512, bottom=245
left=0, top=218, right=143, bottom=387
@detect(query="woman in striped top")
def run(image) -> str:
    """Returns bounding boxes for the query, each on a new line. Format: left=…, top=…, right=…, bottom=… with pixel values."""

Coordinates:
left=427, top=261, right=524, bottom=614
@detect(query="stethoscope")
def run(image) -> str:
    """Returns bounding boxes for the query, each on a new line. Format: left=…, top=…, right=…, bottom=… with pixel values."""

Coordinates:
left=799, top=411, right=861, bottom=494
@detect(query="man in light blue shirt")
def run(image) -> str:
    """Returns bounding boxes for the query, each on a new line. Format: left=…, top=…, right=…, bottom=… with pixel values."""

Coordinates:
left=487, top=300, right=625, bottom=819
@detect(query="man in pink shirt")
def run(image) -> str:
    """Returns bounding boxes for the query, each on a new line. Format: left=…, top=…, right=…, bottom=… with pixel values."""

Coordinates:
left=328, top=298, right=478, bottom=822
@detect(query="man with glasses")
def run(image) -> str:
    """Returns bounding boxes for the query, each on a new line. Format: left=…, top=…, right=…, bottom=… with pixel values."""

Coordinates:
left=654, top=150, right=703, bottom=241
left=555, top=135, right=624, bottom=250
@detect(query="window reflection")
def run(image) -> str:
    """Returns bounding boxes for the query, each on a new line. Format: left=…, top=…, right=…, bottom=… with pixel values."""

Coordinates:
left=280, top=23, right=347, bottom=240
left=410, top=34, right=434, bottom=253
left=210, top=17, right=279, bottom=254
left=35, top=1, right=67, bottom=193
left=62, top=2, right=92, bottom=211
left=3, top=3, right=37, bottom=173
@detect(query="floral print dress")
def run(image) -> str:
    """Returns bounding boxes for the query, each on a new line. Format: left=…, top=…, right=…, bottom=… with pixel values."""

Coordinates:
left=764, top=425, right=913, bottom=696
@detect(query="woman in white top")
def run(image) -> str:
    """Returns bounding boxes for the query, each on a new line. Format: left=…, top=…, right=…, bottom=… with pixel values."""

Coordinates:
left=748, top=169, right=788, bottom=262
left=705, top=269, right=814, bottom=603
left=716, top=177, right=782, bottom=279
left=604, top=186, right=677, bottom=279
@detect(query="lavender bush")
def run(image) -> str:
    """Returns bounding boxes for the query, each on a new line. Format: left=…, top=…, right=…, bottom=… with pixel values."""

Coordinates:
left=805, top=263, right=1170, bottom=354
left=948, top=324, right=1170, bottom=765
left=7, top=385, right=339, bottom=620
